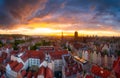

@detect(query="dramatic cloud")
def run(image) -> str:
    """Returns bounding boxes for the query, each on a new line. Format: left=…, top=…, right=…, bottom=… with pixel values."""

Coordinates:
left=0, top=0, right=47, bottom=27
left=0, top=0, right=120, bottom=35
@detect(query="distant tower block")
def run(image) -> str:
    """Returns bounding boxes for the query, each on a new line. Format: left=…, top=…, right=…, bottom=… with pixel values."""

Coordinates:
left=74, top=31, right=78, bottom=40
left=61, top=31, right=64, bottom=45
left=61, top=31, right=63, bottom=41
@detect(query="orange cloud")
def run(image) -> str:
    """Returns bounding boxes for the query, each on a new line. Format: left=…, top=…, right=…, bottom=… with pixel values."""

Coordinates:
left=0, top=22, right=120, bottom=37
left=0, top=7, right=119, bottom=37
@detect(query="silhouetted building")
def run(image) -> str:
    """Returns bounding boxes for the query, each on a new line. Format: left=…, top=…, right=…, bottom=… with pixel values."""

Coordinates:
left=74, top=31, right=78, bottom=41
left=61, top=32, right=63, bottom=41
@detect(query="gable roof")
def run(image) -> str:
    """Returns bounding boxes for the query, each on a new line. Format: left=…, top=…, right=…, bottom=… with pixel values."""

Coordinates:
left=8, top=61, right=23, bottom=72
left=45, top=67, right=53, bottom=78
left=50, top=50, right=68, bottom=60
left=13, top=62, right=23, bottom=72
left=113, top=57, right=120, bottom=77
left=91, top=65, right=111, bottom=78
left=38, top=66, right=45, bottom=75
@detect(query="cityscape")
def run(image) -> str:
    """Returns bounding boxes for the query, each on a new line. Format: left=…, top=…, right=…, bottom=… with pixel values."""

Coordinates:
left=0, top=0, right=120, bottom=78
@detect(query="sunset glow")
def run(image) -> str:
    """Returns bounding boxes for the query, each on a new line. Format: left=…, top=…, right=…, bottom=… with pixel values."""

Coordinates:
left=0, top=26, right=119, bottom=37
left=0, top=0, right=120, bottom=36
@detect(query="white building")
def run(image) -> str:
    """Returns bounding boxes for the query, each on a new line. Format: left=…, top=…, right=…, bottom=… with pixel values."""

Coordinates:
left=6, top=61, right=23, bottom=78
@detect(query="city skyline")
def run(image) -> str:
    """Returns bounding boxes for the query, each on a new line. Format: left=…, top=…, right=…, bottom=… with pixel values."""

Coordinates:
left=0, top=0, right=120, bottom=36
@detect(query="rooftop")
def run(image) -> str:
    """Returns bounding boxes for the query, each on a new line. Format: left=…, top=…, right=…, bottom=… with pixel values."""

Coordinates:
left=91, top=65, right=111, bottom=78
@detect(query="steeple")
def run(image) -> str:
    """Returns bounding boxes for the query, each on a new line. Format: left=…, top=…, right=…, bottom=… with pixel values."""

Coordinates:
left=61, top=31, right=63, bottom=41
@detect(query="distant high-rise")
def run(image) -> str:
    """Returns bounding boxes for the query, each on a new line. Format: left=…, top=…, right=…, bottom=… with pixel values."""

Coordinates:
left=74, top=31, right=78, bottom=39
left=61, top=31, right=63, bottom=41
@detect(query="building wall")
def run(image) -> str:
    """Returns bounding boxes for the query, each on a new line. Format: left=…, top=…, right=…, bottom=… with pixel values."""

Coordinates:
left=23, top=60, right=28, bottom=70
left=11, top=55, right=17, bottom=61
left=37, top=75, right=44, bottom=78
left=48, top=62, right=54, bottom=71
left=102, top=44, right=110, bottom=52
left=6, top=64, right=23, bottom=78
left=54, top=60, right=62, bottom=71
left=28, top=58, right=40, bottom=67
left=6, top=69, right=17, bottom=78
left=62, top=66, right=66, bottom=78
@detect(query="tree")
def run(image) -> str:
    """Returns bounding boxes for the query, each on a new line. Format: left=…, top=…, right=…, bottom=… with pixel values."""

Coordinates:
left=68, top=47, right=72, bottom=51
left=30, top=45, right=37, bottom=50
left=0, top=44, right=2, bottom=47
left=13, top=45, right=18, bottom=50
left=35, top=42, right=42, bottom=46
left=14, top=40, right=25, bottom=46
left=0, top=41, right=3, bottom=47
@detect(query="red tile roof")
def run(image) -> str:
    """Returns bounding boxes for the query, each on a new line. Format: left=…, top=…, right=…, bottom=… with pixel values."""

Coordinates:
left=39, top=46, right=54, bottom=51
left=50, top=50, right=68, bottom=59
left=45, top=67, right=53, bottom=78
left=20, top=49, right=68, bottom=63
left=1, top=52, right=7, bottom=59
left=113, top=57, right=120, bottom=77
left=9, top=61, right=18, bottom=70
left=91, top=65, right=111, bottom=78
left=64, top=55, right=83, bottom=77
left=29, top=51, right=45, bottom=61
left=21, top=50, right=45, bottom=62
left=38, top=66, right=45, bottom=75
left=10, top=51, right=19, bottom=55
left=85, top=74, right=94, bottom=78
left=65, top=67, right=71, bottom=77
left=33, top=72, right=38, bottom=78
left=8, top=61, right=23, bottom=72
left=100, top=69, right=111, bottom=78
left=73, top=43, right=82, bottom=50
left=4, top=44, right=12, bottom=49
left=13, top=62, right=23, bottom=72
left=91, top=65, right=101, bottom=76
left=21, top=70, right=26, bottom=77
left=8, top=61, right=13, bottom=64
left=27, top=71, right=32, bottom=78
left=29, top=51, right=42, bottom=59
left=21, top=53, right=29, bottom=62
left=0, top=57, right=3, bottom=63
left=20, top=46, right=28, bottom=51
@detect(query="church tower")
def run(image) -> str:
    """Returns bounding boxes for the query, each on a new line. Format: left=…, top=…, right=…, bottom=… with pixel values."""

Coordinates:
left=74, top=31, right=78, bottom=40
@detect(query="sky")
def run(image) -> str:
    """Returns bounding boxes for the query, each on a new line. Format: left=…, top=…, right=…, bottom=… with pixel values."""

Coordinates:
left=0, top=0, right=120, bottom=36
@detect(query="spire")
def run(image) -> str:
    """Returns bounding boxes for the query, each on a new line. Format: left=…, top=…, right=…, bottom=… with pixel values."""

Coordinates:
left=61, top=31, right=63, bottom=41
